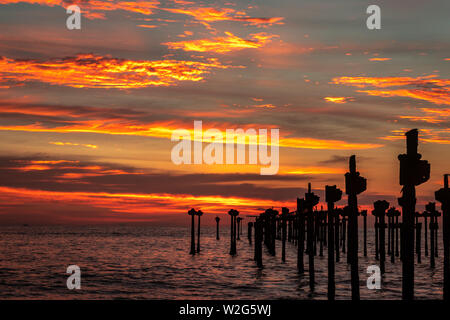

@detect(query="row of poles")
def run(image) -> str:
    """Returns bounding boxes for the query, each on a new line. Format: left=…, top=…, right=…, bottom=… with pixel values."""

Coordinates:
left=187, top=129, right=449, bottom=300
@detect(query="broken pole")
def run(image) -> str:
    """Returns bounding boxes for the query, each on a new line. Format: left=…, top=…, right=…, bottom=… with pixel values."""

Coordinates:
left=398, top=129, right=430, bottom=300
left=326, top=185, right=342, bottom=300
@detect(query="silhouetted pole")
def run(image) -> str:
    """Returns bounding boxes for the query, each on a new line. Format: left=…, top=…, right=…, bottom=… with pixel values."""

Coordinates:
left=361, top=210, right=367, bottom=257
left=388, top=213, right=392, bottom=257
left=398, top=129, right=430, bottom=300
left=416, top=218, right=422, bottom=264
left=305, top=183, right=319, bottom=292
left=342, top=216, right=347, bottom=254
left=297, top=198, right=306, bottom=273
left=335, top=208, right=342, bottom=262
left=287, top=215, right=292, bottom=243
left=388, top=207, right=396, bottom=263
left=436, top=174, right=450, bottom=300
left=345, top=155, right=367, bottom=301
left=319, top=209, right=324, bottom=257
left=215, top=216, right=220, bottom=240
left=229, top=209, right=239, bottom=255
left=254, top=216, right=263, bottom=268
left=237, top=217, right=242, bottom=240
left=326, top=185, right=342, bottom=300
left=373, top=200, right=389, bottom=274
left=395, top=209, right=400, bottom=257
left=426, top=203, right=438, bottom=268
left=188, top=208, right=196, bottom=255
left=196, top=210, right=203, bottom=253
left=424, top=210, right=429, bottom=257
left=248, top=222, right=253, bottom=243
left=373, top=210, right=379, bottom=260
left=281, top=207, right=289, bottom=262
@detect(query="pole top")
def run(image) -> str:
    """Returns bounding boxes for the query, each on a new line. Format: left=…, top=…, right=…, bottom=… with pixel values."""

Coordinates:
left=405, top=128, right=418, bottom=155
left=349, top=155, right=356, bottom=173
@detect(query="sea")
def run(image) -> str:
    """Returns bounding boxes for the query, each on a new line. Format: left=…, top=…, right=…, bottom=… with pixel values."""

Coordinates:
left=0, top=225, right=444, bottom=299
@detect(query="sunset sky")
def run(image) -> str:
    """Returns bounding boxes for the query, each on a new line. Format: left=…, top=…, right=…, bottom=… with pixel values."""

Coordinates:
left=0, top=0, right=448, bottom=225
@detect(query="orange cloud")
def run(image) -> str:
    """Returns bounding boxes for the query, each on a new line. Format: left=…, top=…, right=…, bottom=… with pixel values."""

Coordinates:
left=0, top=121, right=382, bottom=150
left=0, top=0, right=160, bottom=19
left=333, top=75, right=450, bottom=105
left=285, top=167, right=345, bottom=175
left=50, top=141, right=98, bottom=149
left=0, top=54, right=233, bottom=89
left=0, top=102, right=382, bottom=150
left=381, top=128, right=450, bottom=144
left=163, top=32, right=276, bottom=53
left=359, top=88, right=450, bottom=106
left=369, top=58, right=392, bottom=61
left=398, top=107, right=449, bottom=124
left=163, top=6, right=283, bottom=27
left=137, top=24, right=158, bottom=28
left=324, top=97, right=353, bottom=104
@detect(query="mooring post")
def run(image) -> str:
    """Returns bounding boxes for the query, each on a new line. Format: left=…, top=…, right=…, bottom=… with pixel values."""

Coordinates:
left=236, top=217, right=242, bottom=240
left=435, top=174, right=450, bottom=300
left=335, top=208, right=342, bottom=262
left=229, top=209, right=239, bottom=255
left=395, top=209, right=400, bottom=257
left=345, top=155, right=366, bottom=301
left=319, top=209, right=324, bottom=257
left=215, top=216, right=220, bottom=240
left=417, top=221, right=422, bottom=264
left=188, top=208, right=197, bottom=255
left=373, top=210, right=379, bottom=260
left=196, top=210, right=203, bottom=253
left=388, top=207, right=397, bottom=263
left=373, top=200, right=389, bottom=274
left=248, top=222, right=253, bottom=244
left=305, top=183, right=320, bottom=292
left=398, top=129, right=430, bottom=300
left=326, top=185, right=342, bottom=300
left=297, top=198, right=306, bottom=273
left=361, top=210, right=367, bottom=257
left=435, top=210, right=440, bottom=258
left=388, top=213, right=392, bottom=256
left=424, top=211, right=429, bottom=257
left=281, top=207, right=289, bottom=262
left=254, top=216, right=263, bottom=268
left=342, top=216, right=347, bottom=254
left=426, top=203, right=437, bottom=268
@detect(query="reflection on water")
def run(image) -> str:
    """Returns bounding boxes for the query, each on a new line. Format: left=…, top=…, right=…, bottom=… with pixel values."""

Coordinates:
left=0, top=225, right=444, bottom=299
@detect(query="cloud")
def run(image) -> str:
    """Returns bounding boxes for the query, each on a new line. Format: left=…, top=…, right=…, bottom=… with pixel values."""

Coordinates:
left=332, top=75, right=450, bottom=105
left=49, top=141, right=98, bottom=149
left=0, top=53, right=233, bottom=89
left=162, top=6, right=284, bottom=28
left=163, top=32, right=276, bottom=53
left=0, top=0, right=160, bottom=19
left=369, top=58, right=392, bottom=61
left=323, top=97, right=353, bottom=104
left=381, top=128, right=450, bottom=144
left=0, top=156, right=307, bottom=223
left=0, top=101, right=383, bottom=150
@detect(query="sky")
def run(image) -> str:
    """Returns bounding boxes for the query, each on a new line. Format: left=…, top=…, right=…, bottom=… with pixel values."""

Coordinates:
left=0, top=0, right=448, bottom=225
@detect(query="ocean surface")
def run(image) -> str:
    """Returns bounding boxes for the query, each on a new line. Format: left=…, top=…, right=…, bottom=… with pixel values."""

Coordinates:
left=0, top=225, right=445, bottom=300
